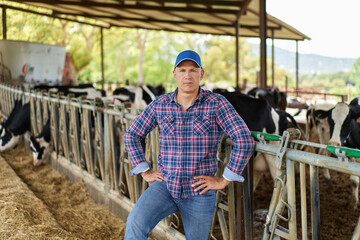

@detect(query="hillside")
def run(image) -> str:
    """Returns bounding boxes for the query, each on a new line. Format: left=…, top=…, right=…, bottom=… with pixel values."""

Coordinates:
left=251, top=44, right=357, bottom=75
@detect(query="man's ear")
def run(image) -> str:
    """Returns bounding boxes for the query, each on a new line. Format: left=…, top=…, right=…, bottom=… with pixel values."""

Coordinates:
left=200, top=69, right=205, bottom=80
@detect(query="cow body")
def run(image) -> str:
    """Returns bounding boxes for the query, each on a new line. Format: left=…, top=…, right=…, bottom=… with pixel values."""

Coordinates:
left=0, top=99, right=23, bottom=135
left=0, top=102, right=31, bottom=151
left=218, top=92, right=292, bottom=190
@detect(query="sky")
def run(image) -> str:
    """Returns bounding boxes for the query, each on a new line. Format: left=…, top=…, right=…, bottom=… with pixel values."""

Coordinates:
left=253, top=0, right=360, bottom=59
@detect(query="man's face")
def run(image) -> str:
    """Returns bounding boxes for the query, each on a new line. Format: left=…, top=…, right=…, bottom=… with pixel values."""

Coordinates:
left=173, top=60, right=204, bottom=95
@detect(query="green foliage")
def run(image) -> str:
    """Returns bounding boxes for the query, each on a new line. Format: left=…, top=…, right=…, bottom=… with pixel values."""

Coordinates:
left=300, top=70, right=360, bottom=98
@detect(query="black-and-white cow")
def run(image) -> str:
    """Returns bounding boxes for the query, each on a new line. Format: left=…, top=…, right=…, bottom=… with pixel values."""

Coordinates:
left=0, top=102, right=31, bottom=151
left=29, top=119, right=50, bottom=166
left=218, top=92, right=299, bottom=190
left=0, top=99, right=23, bottom=136
left=111, top=85, right=165, bottom=113
left=34, top=84, right=106, bottom=99
left=313, top=100, right=360, bottom=208
left=245, top=87, right=287, bottom=111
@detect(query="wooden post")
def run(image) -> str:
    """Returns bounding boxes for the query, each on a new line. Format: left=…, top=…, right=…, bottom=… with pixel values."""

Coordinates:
left=259, top=0, right=267, bottom=89
left=296, top=40, right=299, bottom=97
left=235, top=20, right=240, bottom=90
left=2, top=6, right=6, bottom=39
left=271, top=30, right=275, bottom=88
left=100, top=27, right=105, bottom=90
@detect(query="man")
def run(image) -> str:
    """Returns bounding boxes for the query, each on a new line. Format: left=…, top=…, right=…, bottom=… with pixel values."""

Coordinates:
left=124, top=50, right=254, bottom=239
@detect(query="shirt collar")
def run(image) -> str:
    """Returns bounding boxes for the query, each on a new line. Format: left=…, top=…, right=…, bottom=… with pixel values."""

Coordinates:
left=169, top=87, right=205, bottom=104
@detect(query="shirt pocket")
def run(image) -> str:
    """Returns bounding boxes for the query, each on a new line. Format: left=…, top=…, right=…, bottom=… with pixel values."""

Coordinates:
left=193, top=115, right=210, bottom=136
left=161, top=115, right=175, bottom=136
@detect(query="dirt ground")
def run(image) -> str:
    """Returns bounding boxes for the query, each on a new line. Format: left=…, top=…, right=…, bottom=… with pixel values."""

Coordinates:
left=0, top=143, right=156, bottom=240
left=1, top=143, right=359, bottom=239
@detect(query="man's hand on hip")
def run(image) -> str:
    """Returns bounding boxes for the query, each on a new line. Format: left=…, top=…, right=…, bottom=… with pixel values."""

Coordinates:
left=140, top=170, right=164, bottom=183
left=192, top=176, right=230, bottom=195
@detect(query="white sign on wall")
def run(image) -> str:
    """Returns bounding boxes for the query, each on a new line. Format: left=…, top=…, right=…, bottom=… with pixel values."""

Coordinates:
left=0, top=40, right=66, bottom=85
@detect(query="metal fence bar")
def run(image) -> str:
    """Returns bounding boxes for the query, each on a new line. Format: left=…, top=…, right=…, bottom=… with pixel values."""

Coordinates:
left=300, top=162, right=307, bottom=240
left=310, top=164, right=320, bottom=240
left=286, top=158, right=297, bottom=240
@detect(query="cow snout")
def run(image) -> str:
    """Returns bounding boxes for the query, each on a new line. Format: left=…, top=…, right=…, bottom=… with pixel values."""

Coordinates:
left=328, top=141, right=340, bottom=146
left=33, top=159, right=43, bottom=167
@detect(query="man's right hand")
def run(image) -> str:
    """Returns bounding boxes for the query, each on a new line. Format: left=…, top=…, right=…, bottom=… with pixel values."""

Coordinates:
left=140, top=169, right=164, bottom=183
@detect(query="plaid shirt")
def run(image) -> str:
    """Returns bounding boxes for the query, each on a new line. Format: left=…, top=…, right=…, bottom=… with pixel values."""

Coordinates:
left=124, top=88, right=254, bottom=199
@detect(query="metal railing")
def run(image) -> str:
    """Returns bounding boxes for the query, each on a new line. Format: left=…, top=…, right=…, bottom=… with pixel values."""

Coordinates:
left=252, top=131, right=360, bottom=239
left=2, top=83, right=360, bottom=239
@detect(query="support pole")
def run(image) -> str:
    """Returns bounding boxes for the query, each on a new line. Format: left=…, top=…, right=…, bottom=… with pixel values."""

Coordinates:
left=100, top=27, right=105, bottom=90
left=296, top=40, right=299, bottom=96
left=235, top=20, right=240, bottom=91
left=2, top=6, right=6, bottom=39
left=259, top=0, right=267, bottom=89
left=271, top=29, right=274, bottom=88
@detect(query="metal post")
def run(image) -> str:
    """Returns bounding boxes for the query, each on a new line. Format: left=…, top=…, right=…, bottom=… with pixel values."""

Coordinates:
left=300, top=163, right=308, bottom=240
left=287, top=159, right=297, bottom=239
left=310, top=164, right=320, bottom=240
left=242, top=163, right=253, bottom=239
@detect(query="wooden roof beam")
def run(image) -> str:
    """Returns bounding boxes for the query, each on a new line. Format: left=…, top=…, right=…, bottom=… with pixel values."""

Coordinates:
left=12, top=0, right=241, bottom=14
left=0, top=4, right=110, bottom=28
left=133, top=0, right=245, bottom=7
left=52, top=10, right=281, bottom=30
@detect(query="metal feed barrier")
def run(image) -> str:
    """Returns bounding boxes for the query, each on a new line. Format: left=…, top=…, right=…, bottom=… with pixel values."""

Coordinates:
left=1, top=83, right=360, bottom=239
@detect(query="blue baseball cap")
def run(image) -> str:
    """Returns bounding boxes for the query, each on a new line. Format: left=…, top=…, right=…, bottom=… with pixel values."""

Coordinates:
left=174, top=50, right=203, bottom=70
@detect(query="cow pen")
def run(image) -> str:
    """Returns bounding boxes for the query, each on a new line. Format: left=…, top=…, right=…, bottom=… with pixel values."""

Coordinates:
left=1, top=83, right=360, bottom=239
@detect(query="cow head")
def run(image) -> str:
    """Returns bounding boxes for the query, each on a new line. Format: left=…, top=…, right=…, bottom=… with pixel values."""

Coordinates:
left=0, top=129, right=20, bottom=151
left=30, top=136, right=50, bottom=166
left=314, top=102, right=353, bottom=146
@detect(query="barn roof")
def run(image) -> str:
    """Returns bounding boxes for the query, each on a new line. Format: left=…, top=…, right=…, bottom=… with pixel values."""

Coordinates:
left=5, top=0, right=310, bottom=40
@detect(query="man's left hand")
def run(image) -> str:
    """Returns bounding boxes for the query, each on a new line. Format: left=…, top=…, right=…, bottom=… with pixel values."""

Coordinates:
left=192, top=175, right=230, bottom=195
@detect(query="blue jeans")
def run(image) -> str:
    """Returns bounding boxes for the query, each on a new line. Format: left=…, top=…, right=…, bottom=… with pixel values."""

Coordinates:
left=125, top=181, right=216, bottom=240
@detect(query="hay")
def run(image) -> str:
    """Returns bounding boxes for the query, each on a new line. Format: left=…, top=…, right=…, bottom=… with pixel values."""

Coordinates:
left=0, top=143, right=134, bottom=239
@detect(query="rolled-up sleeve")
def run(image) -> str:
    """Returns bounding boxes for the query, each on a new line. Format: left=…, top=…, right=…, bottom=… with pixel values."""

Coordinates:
left=123, top=102, right=157, bottom=176
left=216, top=96, right=255, bottom=182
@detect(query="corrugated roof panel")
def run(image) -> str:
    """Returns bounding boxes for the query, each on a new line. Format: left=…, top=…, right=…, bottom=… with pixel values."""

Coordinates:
left=6, top=0, right=310, bottom=40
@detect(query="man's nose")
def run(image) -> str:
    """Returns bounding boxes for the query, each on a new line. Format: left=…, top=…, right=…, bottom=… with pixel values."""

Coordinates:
left=184, top=71, right=191, bottom=77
